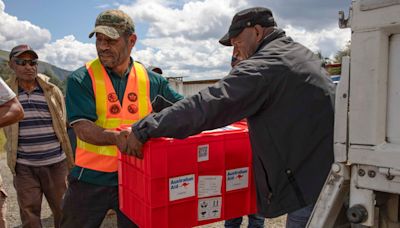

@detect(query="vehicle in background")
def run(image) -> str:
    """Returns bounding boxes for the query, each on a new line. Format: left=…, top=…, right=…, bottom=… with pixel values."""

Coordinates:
left=325, top=63, right=341, bottom=84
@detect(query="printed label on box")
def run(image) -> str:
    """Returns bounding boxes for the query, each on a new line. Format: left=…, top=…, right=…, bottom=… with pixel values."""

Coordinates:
left=197, top=144, right=209, bottom=162
left=198, top=197, right=222, bottom=221
left=226, top=167, right=249, bottom=191
left=198, top=175, right=222, bottom=198
left=169, top=174, right=195, bottom=201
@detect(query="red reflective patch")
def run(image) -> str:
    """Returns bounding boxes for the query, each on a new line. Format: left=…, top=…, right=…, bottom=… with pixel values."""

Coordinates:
left=127, top=92, right=137, bottom=102
left=110, top=104, right=121, bottom=114
left=128, top=104, right=138, bottom=114
left=108, top=93, right=118, bottom=102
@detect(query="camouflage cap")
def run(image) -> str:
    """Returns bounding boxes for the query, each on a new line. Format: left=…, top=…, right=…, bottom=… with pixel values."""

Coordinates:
left=89, top=9, right=135, bottom=39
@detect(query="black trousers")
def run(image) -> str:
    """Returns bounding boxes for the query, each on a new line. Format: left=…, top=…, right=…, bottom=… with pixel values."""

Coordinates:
left=61, top=175, right=138, bottom=228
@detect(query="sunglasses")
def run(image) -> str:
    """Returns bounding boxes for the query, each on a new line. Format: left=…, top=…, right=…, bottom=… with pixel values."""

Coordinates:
left=14, top=58, right=38, bottom=66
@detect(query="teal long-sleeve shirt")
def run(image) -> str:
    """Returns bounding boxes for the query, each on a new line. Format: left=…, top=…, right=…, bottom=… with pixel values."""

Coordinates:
left=66, top=60, right=183, bottom=186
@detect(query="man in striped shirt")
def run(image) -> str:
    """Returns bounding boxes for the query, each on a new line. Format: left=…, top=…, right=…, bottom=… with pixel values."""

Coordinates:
left=3, top=44, right=74, bottom=228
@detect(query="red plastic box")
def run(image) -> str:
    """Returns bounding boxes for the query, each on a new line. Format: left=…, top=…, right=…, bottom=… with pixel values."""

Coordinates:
left=118, top=123, right=257, bottom=228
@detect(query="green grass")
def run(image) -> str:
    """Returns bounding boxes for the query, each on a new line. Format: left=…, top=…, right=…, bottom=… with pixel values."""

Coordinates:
left=0, top=129, right=6, bottom=153
left=0, top=50, right=9, bottom=61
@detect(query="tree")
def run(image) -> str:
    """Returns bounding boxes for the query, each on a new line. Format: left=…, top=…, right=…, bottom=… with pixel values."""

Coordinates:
left=0, top=60, right=14, bottom=81
left=0, top=60, right=65, bottom=94
left=326, top=64, right=341, bottom=75
left=315, top=51, right=332, bottom=67
left=43, top=68, right=65, bottom=93
left=334, top=41, right=351, bottom=64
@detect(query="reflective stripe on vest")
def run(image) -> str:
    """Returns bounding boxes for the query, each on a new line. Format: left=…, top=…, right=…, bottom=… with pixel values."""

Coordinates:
left=75, top=58, right=152, bottom=172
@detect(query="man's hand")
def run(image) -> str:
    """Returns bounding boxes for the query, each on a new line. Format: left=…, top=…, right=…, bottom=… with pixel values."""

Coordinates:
left=116, top=129, right=130, bottom=153
left=126, top=131, right=144, bottom=159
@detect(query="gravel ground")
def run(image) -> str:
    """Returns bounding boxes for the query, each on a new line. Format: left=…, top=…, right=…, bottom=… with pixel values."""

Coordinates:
left=0, top=152, right=285, bottom=228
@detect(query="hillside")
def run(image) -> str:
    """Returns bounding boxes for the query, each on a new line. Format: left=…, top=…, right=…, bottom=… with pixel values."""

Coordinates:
left=0, top=49, right=71, bottom=92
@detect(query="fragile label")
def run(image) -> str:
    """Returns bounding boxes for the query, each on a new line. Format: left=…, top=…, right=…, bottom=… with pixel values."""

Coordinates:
left=226, top=167, right=249, bottom=191
left=197, top=144, right=209, bottom=162
left=198, top=197, right=222, bottom=221
left=198, top=175, right=222, bottom=198
left=169, top=174, right=195, bottom=201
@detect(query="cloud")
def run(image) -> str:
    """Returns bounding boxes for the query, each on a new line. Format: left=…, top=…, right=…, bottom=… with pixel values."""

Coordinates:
left=0, top=0, right=51, bottom=51
left=0, top=0, right=352, bottom=79
left=95, top=4, right=112, bottom=9
left=250, top=0, right=350, bottom=31
left=0, top=0, right=95, bottom=71
left=37, top=35, right=97, bottom=71
left=284, top=25, right=351, bottom=58
left=120, top=0, right=351, bottom=80
left=120, top=0, right=350, bottom=39
left=95, top=2, right=123, bottom=9
left=134, top=36, right=232, bottom=79
left=120, top=0, right=247, bottom=40
left=134, top=25, right=350, bottom=80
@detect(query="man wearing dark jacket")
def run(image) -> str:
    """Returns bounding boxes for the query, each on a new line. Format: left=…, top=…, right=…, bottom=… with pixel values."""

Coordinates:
left=122, top=7, right=335, bottom=228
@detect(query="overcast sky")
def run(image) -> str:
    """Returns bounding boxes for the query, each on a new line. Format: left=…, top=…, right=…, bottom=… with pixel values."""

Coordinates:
left=0, top=0, right=351, bottom=80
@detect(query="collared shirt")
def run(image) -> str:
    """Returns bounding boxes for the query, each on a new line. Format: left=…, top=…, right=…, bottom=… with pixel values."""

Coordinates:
left=66, top=59, right=183, bottom=186
left=17, top=85, right=66, bottom=166
left=3, top=73, right=74, bottom=174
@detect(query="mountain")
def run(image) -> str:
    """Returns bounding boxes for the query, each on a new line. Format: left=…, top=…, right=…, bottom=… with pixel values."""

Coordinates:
left=0, top=49, right=71, bottom=79
left=0, top=49, right=72, bottom=92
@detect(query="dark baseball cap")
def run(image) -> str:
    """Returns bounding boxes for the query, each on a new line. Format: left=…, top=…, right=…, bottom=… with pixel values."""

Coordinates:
left=89, top=9, right=135, bottom=39
left=148, top=66, right=163, bottom=75
left=9, top=44, right=38, bottom=60
left=219, top=7, right=276, bottom=46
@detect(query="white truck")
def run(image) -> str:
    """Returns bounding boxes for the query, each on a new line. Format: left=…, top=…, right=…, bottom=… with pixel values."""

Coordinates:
left=308, top=0, right=400, bottom=227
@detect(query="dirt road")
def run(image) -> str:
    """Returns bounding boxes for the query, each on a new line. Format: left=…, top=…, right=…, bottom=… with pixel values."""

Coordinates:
left=0, top=152, right=119, bottom=228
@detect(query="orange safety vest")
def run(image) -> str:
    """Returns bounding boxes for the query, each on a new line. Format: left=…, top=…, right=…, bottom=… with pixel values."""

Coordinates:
left=75, top=58, right=152, bottom=172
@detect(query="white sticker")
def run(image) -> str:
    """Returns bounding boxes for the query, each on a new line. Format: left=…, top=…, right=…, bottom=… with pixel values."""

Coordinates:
left=202, top=125, right=240, bottom=133
left=197, top=144, right=209, bottom=162
left=169, top=174, right=195, bottom=201
left=198, top=176, right=222, bottom=198
left=198, top=197, right=222, bottom=221
left=226, top=167, right=249, bottom=191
